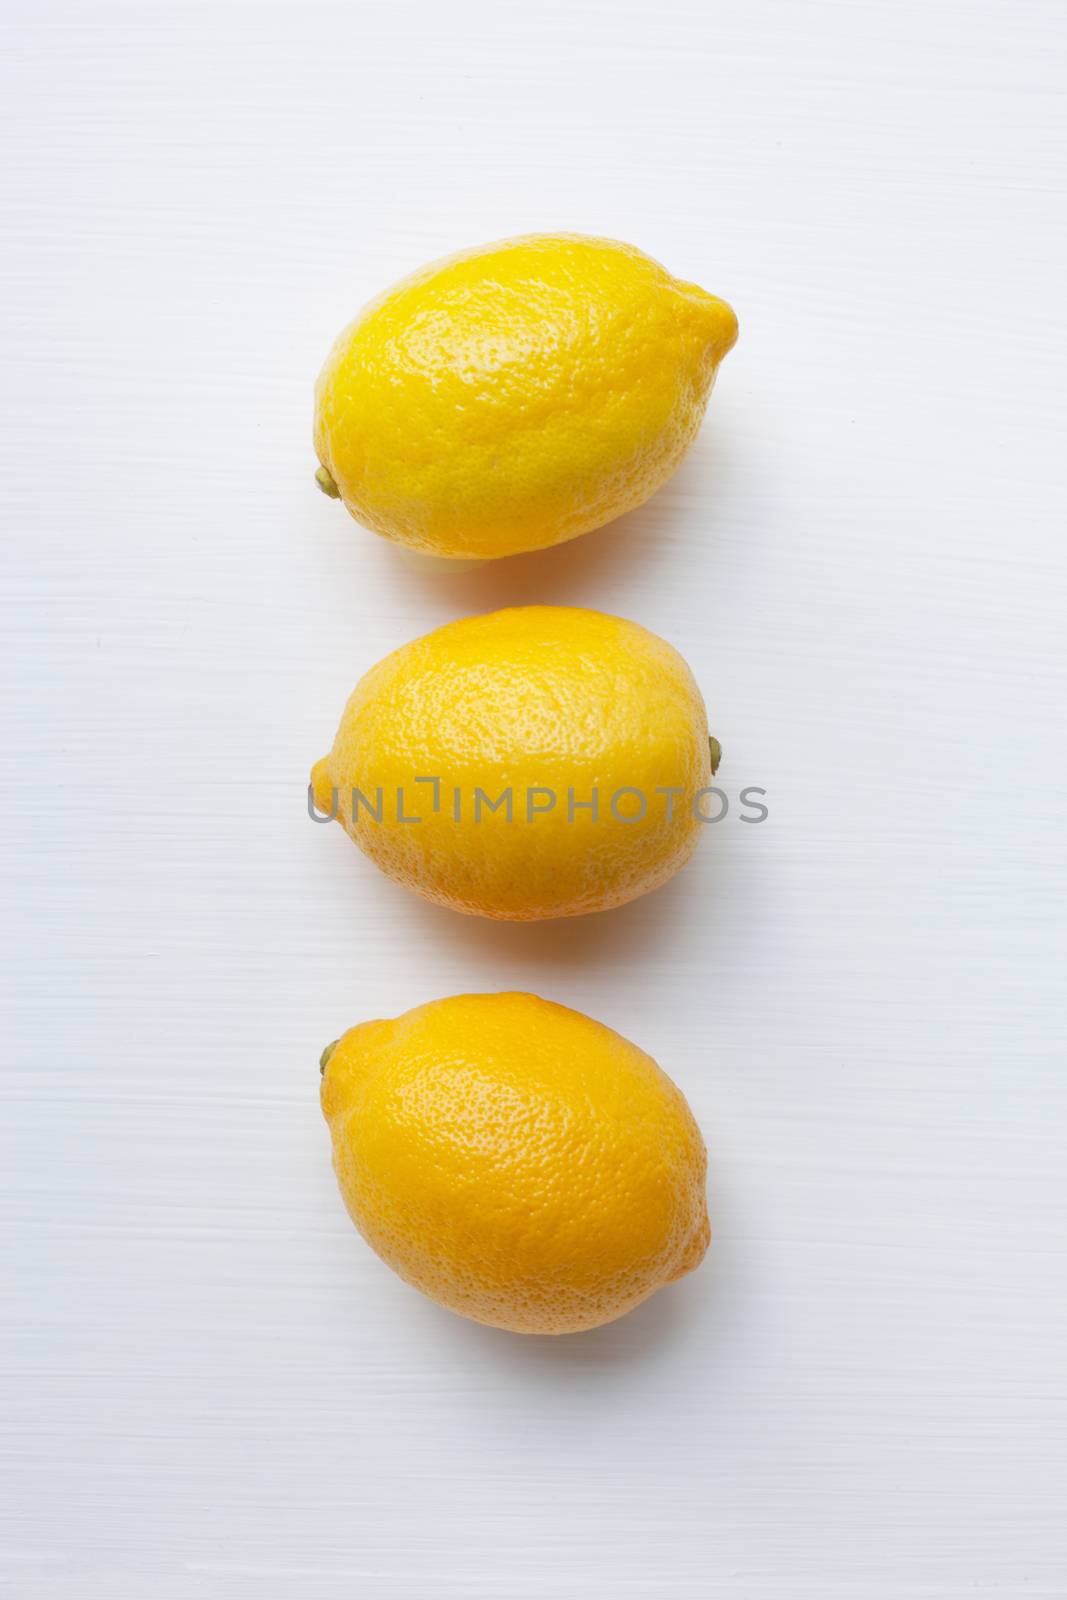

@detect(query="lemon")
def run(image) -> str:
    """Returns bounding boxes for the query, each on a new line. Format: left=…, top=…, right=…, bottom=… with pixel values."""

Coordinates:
left=321, top=992, right=710, bottom=1334
left=310, top=605, right=715, bottom=920
left=314, top=233, right=737, bottom=560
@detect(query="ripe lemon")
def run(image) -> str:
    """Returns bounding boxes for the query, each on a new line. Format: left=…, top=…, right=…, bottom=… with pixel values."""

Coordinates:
left=310, top=605, right=715, bottom=920
left=320, top=992, right=710, bottom=1335
left=314, top=233, right=737, bottom=560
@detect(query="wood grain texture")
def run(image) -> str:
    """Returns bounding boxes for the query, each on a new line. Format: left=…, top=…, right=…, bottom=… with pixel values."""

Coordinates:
left=2, top=0, right=1065, bottom=1594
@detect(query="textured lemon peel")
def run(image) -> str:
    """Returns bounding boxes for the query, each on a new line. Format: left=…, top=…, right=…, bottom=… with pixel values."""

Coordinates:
left=313, top=234, right=737, bottom=559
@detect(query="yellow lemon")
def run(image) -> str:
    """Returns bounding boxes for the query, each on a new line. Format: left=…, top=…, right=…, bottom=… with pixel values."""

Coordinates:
left=314, top=233, right=737, bottom=560
left=310, top=605, right=715, bottom=920
left=321, top=992, right=710, bottom=1335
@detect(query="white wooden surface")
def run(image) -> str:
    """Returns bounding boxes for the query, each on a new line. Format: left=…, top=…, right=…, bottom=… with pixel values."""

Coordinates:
left=3, top=2, right=1066, bottom=1595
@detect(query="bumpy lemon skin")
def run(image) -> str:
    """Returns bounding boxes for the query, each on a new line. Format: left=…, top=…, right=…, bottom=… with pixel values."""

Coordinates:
left=321, top=993, right=710, bottom=1335
left=314, top=233, right=737, bottom=560
left=311, top=606, right=712, bottom=921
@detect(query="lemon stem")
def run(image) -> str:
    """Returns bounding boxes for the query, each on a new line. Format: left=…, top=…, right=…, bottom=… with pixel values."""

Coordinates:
left=708, top=736, right=722, bottom=776
left=319, top=1039, right=340, bottom=1076
left=315, top=465, right=341, bottom=499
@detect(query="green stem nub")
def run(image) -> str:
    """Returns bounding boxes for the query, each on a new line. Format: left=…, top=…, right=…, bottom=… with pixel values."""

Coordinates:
left=315, top=465, right=341, bottom=499
left=708, top=736, right=722, bottom=777
left=319, top=1039, right=340, bottom=1076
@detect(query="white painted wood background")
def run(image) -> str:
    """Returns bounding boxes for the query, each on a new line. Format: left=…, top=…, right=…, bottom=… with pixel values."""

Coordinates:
left=2, top=1, right=1065, bottom=1594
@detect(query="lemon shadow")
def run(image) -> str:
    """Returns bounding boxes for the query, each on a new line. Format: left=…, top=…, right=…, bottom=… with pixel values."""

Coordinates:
left=412, top=1258, right=707, bottom=1375
left=380, top=434, right=736, bottom=617
left=396, top=820, right=766, bottom=985
left=398, top=854, right=706, bottom=978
